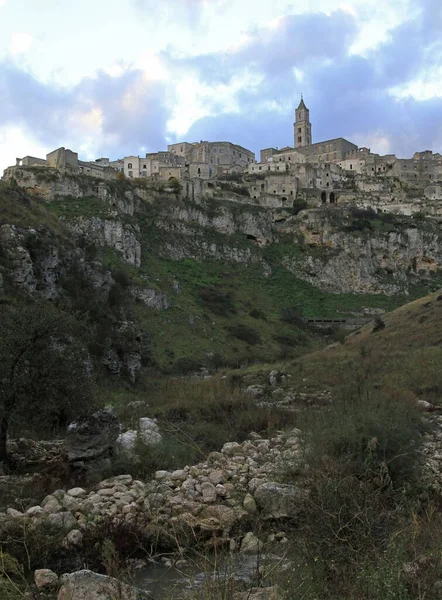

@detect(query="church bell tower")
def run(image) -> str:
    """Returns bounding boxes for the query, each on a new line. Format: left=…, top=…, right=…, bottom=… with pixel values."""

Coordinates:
left=294, top=95, right=312, bottom=148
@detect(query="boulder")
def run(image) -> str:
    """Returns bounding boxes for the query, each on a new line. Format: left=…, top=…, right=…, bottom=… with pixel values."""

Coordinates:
left=116, top=430, right=138, bottom=454
left=47, top=511, right=77, bottom=531
left=254, top=482, right=303, bottom=519
left=62, top=529, right=83, bottom=549
left=34, top=569, right=58, bottom=591
left=138, top=418, right=162, bottom=446
left=65, top=409, right=120, bottom=462
left=243, top=493, right=257, bottom=514
left=67, top=487, right=87, bottom=498
left=240, top=532, right=263, bottom=554
left=58, top=570, right=152, bottom=600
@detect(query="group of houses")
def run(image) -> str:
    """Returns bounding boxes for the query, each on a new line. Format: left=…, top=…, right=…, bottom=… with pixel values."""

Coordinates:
left=5, top=97, right=442, bottom=209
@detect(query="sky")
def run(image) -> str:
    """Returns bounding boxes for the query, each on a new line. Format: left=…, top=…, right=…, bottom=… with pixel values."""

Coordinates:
left=1, top=0, right=442, bottom=172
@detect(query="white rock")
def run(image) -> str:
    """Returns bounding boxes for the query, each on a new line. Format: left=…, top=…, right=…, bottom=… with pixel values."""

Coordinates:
left=7, top=508, right=23, bottom=518
left=116, top=430, right=138, bottom=453
left=67, top=487, right=87, bottom=498
left=26, top=506, right=46, bottom=517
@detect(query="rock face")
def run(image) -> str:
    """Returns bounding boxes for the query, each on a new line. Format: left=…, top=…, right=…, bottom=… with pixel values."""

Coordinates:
left=69, top=216, right=142, bottom=267
left=65, top=409, right=120, bottom=463
left=57, top=570, right=152, bottom=600
left=280, top=210, right=442, bottom=295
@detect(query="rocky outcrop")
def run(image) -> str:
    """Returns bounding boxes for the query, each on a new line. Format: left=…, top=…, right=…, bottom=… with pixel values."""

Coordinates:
left=65, top=409, right=120, bottom=476
left=68, top=216, right=141, bottom=267
left=278, top=210, right=442, bottom=294
left=131, top=287, right=170, bottom=310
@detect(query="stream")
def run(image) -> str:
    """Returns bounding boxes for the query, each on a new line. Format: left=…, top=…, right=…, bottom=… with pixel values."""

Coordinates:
left=132, top=553, right=280, bottom=599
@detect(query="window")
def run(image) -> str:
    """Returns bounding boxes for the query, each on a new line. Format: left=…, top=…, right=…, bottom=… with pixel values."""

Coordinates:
left=298, top=128, right=301, bottom=133
left=180, top=146, right=183, bottom=152
left=350, top=164, right=353, bottom=170
left=128, top=163, right=132, bottom=169
left=197, top=168, right=201, bottom=175
left=259, top=166, right=262, bottom=171
left=143, top=164, right=147, bottom=169
left=298, top=137, right=302, bottom=143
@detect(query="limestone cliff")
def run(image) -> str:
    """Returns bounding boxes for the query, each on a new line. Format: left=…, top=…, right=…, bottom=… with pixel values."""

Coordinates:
left=1, top=170, right=441, bottom=370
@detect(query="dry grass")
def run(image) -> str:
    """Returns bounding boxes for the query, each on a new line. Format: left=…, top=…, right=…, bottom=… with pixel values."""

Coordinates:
left=286, top=289, right=442, bottom=402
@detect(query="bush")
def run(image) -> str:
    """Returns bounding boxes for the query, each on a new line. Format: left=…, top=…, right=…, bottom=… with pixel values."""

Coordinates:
left=292, top=198, right=308, bottom=215
left=249, top=308, right=267, bottom=320
left=304, top=385, right=424, bottom=488
left=227, top=324, right=262, bottom=345
left=280, top=307, right=305, bottom=328
left=147, top=378, right=292, bottom=463
left=199, top=287, right=236, bottom=316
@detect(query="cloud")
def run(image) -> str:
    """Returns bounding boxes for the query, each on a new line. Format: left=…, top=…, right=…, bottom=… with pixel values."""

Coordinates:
left=2, top=0, right=442, bottom=173
left=170, top=1, right=442, bottom=158
left=9, top=33, right=35, bottom=55
left=0, top=61, right=170, bottom=167
left=131, top=0, right=208, bottom=26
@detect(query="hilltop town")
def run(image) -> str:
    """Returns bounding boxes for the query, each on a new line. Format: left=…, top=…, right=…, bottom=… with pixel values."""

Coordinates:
left=3, top=97, right=442, bottom=217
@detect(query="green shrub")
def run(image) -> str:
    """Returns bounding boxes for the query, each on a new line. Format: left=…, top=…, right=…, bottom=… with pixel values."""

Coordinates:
left=292, top=198, right=308, bottom=214
left=227, top=324, right=262, bottom=345
left=280, top=306, right=305, bottom=328
left=199, top=287, right=236, bottom=315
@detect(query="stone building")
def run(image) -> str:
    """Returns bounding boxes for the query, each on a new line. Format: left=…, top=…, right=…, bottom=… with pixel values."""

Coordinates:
left=123, top=152, right=185, bottom=179
left=16, top=156, right=48, bottom=167
left=11, top=147, right=118, bottom=180
left=168, top=140, right=255, bottom=174
left=290, top=96, right=358, bottom=162
left=293, top=96, right=312, bottom=148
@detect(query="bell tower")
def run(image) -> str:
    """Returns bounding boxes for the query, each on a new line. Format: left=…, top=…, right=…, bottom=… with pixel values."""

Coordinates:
left=294, top=95, right=312, bottom=148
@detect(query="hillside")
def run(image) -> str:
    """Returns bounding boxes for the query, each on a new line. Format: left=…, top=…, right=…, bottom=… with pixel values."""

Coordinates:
left=2, top=171, right=442, bottom=598
left=1, top=169, right=442, bottom=375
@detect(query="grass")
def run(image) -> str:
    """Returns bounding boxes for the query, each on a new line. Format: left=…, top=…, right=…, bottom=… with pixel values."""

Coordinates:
left=259, top=288, right=442, bottom=415
left=100, top=377, right=296, bottom=477
left=46, top=194, right=113, bottom=219
left=0, top=183, right=66, bottom=236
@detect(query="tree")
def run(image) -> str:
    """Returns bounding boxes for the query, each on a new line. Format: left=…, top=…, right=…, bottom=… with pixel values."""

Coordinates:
left=0, top=302, right=94, bottom=467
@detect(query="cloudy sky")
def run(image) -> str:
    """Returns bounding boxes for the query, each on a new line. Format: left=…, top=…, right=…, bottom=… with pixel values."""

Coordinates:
left=1, top=0, right=441, bottom=172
